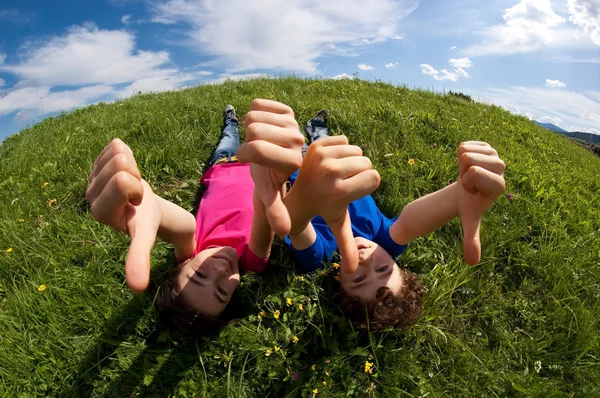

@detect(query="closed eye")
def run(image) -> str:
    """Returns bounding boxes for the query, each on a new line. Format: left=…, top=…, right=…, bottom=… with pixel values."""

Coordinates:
left=376, top=265, right=389, bottom=273
left=195, top=270, right=207, bottom=279
left=353, top=275, right=366, bottom=283
left=216, top=286, right=227, bottom=296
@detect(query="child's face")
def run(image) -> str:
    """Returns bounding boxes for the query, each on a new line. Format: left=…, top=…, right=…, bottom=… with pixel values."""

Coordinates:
left=177, top=246, right=240, bottom=318
left=339, top=237, right=404, bottom=301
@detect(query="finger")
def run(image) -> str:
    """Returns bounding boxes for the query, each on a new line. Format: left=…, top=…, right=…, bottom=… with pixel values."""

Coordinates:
left=237, top=141, right=302, bottom=175
left=245, top=110, right=298, bottom=129
left=90, top=139, right=134, bottom=182
left=330, top=156, right=372, bottom=178
left=311, top=135, right=349, bottom=147
left=461, top=166, right=506, bottom=197
left=322, top=144, right=363, bottom=159
left=459, top=152, right=506, bottom=178
left=125, top=208, right=157, bottom=292
left=461, top=210, right=481, bottom=266
left=89, top=172, right=144, bottom=226
left=250, top=99, right=294, bottom=116
left=244, top=122, right=305, bottom=149
left=339, top=170, right=381, bottom=202
left=458, top=144, right=498, bottom=158
left=460, top=141, right=491, bottom=147
left=87, top=152, right=141, bottom=203
left=259, top=186, right=292, bottom=236
left=327, top=211, right=359, bottom=274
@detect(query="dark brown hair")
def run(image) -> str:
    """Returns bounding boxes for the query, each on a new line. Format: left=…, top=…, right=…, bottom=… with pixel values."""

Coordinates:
left=339, top=268, right=425, bottom=333
left=155, top=263, right=226, bottom=338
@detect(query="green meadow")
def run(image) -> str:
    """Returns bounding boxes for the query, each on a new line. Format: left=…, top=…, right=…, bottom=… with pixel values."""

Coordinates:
left=1, top=77, right=599, bottom=397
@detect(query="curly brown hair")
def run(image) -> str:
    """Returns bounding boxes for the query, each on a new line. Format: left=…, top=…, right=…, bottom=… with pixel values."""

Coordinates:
left=339, top=267, right=425, bottom=333
left=155, top=263, right=229, bottom=338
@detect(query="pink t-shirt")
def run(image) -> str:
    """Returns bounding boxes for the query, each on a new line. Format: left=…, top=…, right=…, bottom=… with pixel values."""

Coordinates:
left=187, top=162, right=268, bottom=274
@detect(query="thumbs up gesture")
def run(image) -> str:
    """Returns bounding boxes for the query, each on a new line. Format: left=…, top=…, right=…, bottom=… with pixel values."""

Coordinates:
left=86, top=139, right=161, bottom=292
left=457, top=141, right=506, bottom=265
left=284, top=136, right=381, bottom=274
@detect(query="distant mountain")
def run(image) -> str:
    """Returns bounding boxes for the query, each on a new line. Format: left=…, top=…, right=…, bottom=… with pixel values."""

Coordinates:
left=565, top=131, right=600, bottom=144
left=533, top=121, right=568, bottom=133
left=534, top=121, right=600, bottom=144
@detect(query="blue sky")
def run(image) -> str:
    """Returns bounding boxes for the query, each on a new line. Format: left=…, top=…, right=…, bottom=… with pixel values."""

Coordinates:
left=1, top=0, right=599, bottom=140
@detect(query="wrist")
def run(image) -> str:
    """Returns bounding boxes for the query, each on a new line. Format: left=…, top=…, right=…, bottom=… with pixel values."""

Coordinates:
left=284, top=187, right=315, bottom=235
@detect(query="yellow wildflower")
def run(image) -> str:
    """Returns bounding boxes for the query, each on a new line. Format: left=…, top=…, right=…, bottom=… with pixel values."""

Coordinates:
left=18, top=218, right=25, bottom=222
left=312, top=389, right=318, bottom=396
left=274, top=346, right=280, bottom=352
left=258, top=311, right=266, bottom=319
left=42, top=182, right=49, bottom=188
left=502, top=122, right=508, bottom=126
left=332, top=262, right=340, bottom=269
left=527, top=226, right=532, bottom=231
left=297, top=275, right=304, bottom=281
left=325, top=359, right=330, bottom=364
left=6, top=248, right=13, bottom=253
left=298, top=304, right=303, bottom=311
left=47, top=199, right=57, bottom=207
left=286, top=297, right=293, bottom=306
left=292, top=336, right=299, bottom=344
left=408, top=158, right=416, bottom=166
left=38, top=284, right=46, bottom=292
left=265, top=348, right=272, bottom=357
left=322, top=381, right=327, bottom=386
left=274, top=310, right=280, bottom=319
left=334, top=275, right=340, bottom=281
left=311, top=364, right=316, bottom=371
left=365, top=361, right=374, bottom=375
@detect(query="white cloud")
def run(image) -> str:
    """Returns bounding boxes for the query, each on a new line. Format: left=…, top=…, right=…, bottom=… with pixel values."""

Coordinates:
left=391, top=35, right=404, bottom=40
left=121, top=14, right=131, bottom=24
left=358, top=63, right=374, bottom=71
left=472, top=86, right=600, bottom=134
left=546, top=79, right=566, bottom=88
left=449, top=46, right=458, bottom=51
left=420, top=57, right=473, bottom=82
left=150, top=0, right=417, bottom=72
left=0, top=85, right=114, bottom=117
left=385, top=62, right=399, bottom=68
left=0, top=53, right=6, bottom=64
left=465, top=0, right=597, bottom=56
left=206, top=73, right=270, bottom=85
left=117, top=73, right=195, bottom=98
left=1, top=23, right=178, bottom=87
left=539, top=115, right=563, bottom=125
left=589, top=112, right=600, bottom=124
left=568, top=0, right=600, bottom=45
left=330, top=73, right=353, bottom=80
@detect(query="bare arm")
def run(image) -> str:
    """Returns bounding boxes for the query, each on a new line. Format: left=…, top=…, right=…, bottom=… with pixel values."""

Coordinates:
left=154, top=194, right=197, bottom=259
left=247, top=188, right=276, bottom=259
left=389, top=182, right=459, bottom=245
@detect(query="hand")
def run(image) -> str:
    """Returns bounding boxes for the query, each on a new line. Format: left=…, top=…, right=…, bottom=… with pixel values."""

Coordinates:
left=86, top=139, right=161, bottom=292
left=457, top=141, right=506, bottom=265
left=237, top=99, right=305, bottom=236
left=285, top=136, right=380, bottom=274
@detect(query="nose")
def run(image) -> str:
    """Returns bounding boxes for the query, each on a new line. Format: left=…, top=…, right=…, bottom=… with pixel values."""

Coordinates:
left=212, top=261, right=230, bottom=278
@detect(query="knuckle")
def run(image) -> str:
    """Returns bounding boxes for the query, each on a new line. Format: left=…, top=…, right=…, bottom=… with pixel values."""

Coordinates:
left=245, top=111, right=258, bottom=125
left=112, top=171, right=130, bottom=192
left=113, top=153, right=129, bottom=171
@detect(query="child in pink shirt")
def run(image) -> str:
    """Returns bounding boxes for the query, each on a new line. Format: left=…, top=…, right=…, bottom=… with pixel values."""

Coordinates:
left=86, top=100, right=304, bottom=336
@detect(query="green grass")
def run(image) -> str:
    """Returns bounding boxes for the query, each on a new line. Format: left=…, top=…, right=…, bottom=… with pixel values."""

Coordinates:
left=1, top=77, right=599, bottom=397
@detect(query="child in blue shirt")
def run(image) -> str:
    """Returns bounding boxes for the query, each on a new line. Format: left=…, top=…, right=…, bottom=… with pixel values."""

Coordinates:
left=282, top=111, right=506, bottom=332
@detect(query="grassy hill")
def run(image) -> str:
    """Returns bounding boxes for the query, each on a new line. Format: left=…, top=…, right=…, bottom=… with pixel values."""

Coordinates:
left=1, top=77, right=600, bottom=397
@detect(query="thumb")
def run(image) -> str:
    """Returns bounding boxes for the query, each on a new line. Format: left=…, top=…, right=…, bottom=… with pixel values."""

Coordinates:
left=461, top=211, right=482, bottom=266
left=327, top=210, right=358, bottom=274
left=125, top=222, right=157, bottom=292
left=258, top=185, right=291, bottom=236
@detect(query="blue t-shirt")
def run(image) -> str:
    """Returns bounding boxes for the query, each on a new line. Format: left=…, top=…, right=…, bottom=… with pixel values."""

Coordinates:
left=284, top=171, right=408, bottom=272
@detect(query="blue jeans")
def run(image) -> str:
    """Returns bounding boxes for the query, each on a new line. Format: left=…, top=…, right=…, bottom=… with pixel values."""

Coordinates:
left=209, top=115, right=240, bottom=166
left=301, top=116, right=329, bottom=157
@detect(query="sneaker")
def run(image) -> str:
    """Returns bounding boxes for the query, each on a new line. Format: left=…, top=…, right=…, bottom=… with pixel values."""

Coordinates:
left=315, top=109, right=327, bottom=123
left=224, top=104, right=236, bottom=120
